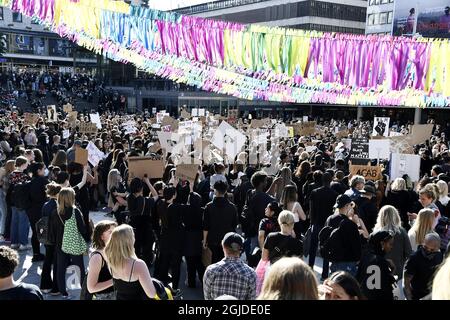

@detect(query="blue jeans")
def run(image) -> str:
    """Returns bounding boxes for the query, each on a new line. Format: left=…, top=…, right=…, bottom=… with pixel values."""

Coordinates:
left=330, top=261, right=358, bottom=277
left=244, top=236, right=259, bottom=259
left=10, top=207, right=30, bottom=246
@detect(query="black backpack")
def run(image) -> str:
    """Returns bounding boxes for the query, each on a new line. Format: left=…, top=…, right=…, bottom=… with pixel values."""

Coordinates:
left=35, top=216, right=53, bottom=245
left=11, top=180, right=32, bottom=210
left=319, top=220, right=344, bottom=261
left=240, top=190, right=256, bottom=237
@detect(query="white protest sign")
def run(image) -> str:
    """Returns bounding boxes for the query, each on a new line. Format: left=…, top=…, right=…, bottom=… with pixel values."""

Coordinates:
left=369, top=139, right=390, bottom=160
left=90, top=113, right=102, bottom=129
left=211, top=121, right=246, bottom=163
left=390, top=153, right=421, bottom=182
left=372, top=117, right=390, bottom=137
left=86, top=142, right=105, bottom=167
left=157, top=131, right=182, bottom=154
left=62, top=129, right=70, bottom=139
left=198, top=109, right=206, bottom=117
left=303, top=116, right=309, bottom=122
left=389, top=132, right=403, bottom=137
left=191, top=108, right=199, bottom=117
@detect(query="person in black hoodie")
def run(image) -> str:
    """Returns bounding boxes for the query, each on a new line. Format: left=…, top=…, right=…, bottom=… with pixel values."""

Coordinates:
left=27, top=162, right=49, bottom=262
left=325, top=194, right=363, bottom=277
left=203, top=181, right=238, bottom=264
left=37, top=133, right=51, bottom=166
left=183, top=192, right=205, bottom=288
left=126, top=177, right=158, bottom=268
left=49, top=187, right=89, bottom=299
left=356, top=230, right=396, bottom=300
left=354, top=184, right=379, bottom=234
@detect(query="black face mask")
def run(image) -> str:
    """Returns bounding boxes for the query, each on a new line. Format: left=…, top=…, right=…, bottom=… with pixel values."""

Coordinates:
left=421, top=247, right=439, bottom=260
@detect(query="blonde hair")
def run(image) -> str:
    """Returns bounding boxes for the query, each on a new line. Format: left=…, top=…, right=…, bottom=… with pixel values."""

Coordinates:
left=432, top=256, right=450, bottom=300
left=391, top=178, right=406, bottom=191
left=258, top=257, right=318, bottom=300
left=373, top=205, right=402, bottom=233
left=104, top=224, right=137, bottom=273
left=57, top=187, right=76, bottom=216
left=107, top=169, right=121, bottom=192
left=410, top=209, right=435, bottom=246
left=436, top=180, right=449, bottom=198
left=3, top=160, right=16, bottom=176
left=419, top=184, right=437, bottom=202
left=278, top=210, right=295, bottom=227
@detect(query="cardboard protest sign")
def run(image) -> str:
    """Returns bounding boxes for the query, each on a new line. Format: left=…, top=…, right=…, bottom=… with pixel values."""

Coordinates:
left=148, top=142, right=161, bottom=153
left=293, top=121, right=316, bottom=136
left=350, top=138, right=369, bottom=165
left=175, top=164, right=199, bottom=181
left=181, top=110, right=191, bottom=119
left=90, top=113, right=102, bottom=129
left=349, top=163, right=382, bottom=181
left=86, top=142, right=105, bottom=167
left=335, top=129, right=350, bottom=139
left=408, top=124, right=434, bottom=146
left=390, top=153, right=421, bottom=182
left=372, top=117, right=390, bottom=137
left=369, top=139, right=390, bottom=160
left=63, top=104, right=73, bottom=113
left=24, top=113, right=40, bottom=126
left=79, top=122, right=98, bottom=135
left=74, top=148, right=88, bottom=166
left=47, top=105, right=57, bottom=122
left=127, top=156, right=164, bottom=182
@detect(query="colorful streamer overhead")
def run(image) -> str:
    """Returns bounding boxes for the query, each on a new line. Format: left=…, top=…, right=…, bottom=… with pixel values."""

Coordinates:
left=2, top=0, right=450, bottom=107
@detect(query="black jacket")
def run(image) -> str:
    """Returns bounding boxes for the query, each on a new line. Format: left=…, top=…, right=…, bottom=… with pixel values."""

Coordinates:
left=203, top=196, right=238, bottom=246
left=326, top=213, right=362, bottom=262
left=386, top=190, right=411, bottom=229
left=330, top=181, right=348, bottom=195
left=357, top=252, right=395, bottom=300
left=49, top=207, right=88, bottom=251
left=355, top=196, right=378, bottom=233
left=27, top=176, right=49, bottom=218
left=309, top=186, right=338, bottom=226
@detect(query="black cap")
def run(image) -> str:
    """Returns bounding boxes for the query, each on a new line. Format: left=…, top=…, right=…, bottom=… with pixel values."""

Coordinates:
left=334, top=194, right=353, bottom=209
left=222, top=232, right=244, bottom=251
left=361, top=184, right=376, bottom=195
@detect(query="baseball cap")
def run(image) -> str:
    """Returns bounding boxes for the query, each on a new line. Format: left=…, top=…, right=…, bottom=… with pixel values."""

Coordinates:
left=334, top=194, right=354, bottom=209
left=361, top=184, right=376, bottom=195
left=73, top=140, right=82, bottom=146
left=222, top=232, right=244, bottom=251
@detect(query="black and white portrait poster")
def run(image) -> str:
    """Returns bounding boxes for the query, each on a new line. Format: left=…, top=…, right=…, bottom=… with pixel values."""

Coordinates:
left=372, top=117, right=390, bottom=137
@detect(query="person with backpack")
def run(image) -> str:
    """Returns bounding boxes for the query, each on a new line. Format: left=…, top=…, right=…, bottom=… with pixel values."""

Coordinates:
left=27, top=162, right=49, bottom=262
left=127, top=177, right=158, bottom=268
left=86, top=220, right=117, bottom=300
left=49, top=187, right=89, bottom=299
left=320, top=194, right=362, bottom=277
left=8, top=156, right=31, bottom=251
left=262, top=210, right=303, bottom=264
left=39, top=183, right=61, bottom=295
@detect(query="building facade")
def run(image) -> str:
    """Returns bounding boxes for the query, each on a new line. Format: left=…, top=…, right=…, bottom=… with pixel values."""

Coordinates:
left=175, top=0, right=367, bottom=34
left=365, top=0, right=395, bottom=35
left=0, top=7, right=97, bottom=73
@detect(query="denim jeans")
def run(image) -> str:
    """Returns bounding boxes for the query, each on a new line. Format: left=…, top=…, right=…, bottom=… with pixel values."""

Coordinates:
left=308, top=224, right=329, bottom=279
left=10, top=207, right=30, bottom=246
left=244, top=236, right=259, bottom=259
left=330, top=261, right=358, bottom=277
left=0, top=191, right=6, bottom=235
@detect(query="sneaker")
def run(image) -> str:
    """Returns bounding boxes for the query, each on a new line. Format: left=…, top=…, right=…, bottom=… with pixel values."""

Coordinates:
left=41, top=289, right=51, bottom=294
left=10, top=244, right=19, bottom=249
left=32, top=254, right=45, bottom=262
left=18, top=244, right=31, bottom=251
left=50, top=291, right=61, bottom=296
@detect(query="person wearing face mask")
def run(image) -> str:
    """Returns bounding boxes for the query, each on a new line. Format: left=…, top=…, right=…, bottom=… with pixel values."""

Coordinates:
left=356, top=231, right=396, bottom=300
left=403, top=233, right=443, bottom=300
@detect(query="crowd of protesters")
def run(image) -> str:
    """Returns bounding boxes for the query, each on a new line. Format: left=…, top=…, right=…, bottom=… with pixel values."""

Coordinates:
left=0, top=102, right=449, bottom=301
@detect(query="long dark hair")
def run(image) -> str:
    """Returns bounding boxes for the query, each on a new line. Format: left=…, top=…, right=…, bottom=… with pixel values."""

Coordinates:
left=327, top=271, right=365, bottom=300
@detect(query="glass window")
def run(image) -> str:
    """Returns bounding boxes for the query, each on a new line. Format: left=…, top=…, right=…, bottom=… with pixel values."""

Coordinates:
left=0, top=8, right=3, bottom=20
left=381, top=0, right=388, bottom=4
left=387, top=11, right=393, bottom=24
left=368, top=14, right=375, bottom=26
left=12, top=12, right=22, bottom=23
left=373, top=13, right=379, bottom=25
left=380, top=12, right=387, bottom=24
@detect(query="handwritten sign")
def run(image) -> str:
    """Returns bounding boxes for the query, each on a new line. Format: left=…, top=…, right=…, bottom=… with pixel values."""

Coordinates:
left=63, top=104, right=73, bottom=113
left=47, top=105, right=57, bottom=122
left=175, top=164, right=199, bottom=181
left=89, top=113, right=102, bottom=129
left=24, top=113, right=40, bottom=126
left=86, top=142, right=105, bottom=167
left=128, top=156, right=164, bottom=182
left=349, top=164, right=382, bottom=181
left=148, top=142, right=161, bottom=153
left=68, top=111, right=78, bottom=127
left=79, top=122, right=98, bottom=135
